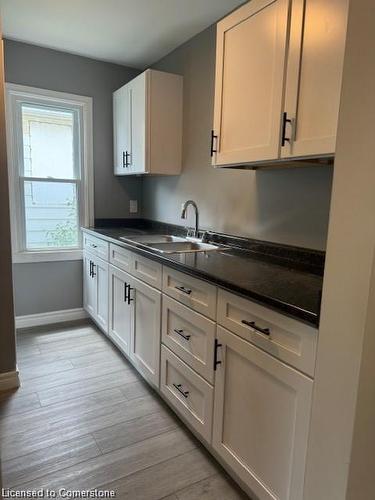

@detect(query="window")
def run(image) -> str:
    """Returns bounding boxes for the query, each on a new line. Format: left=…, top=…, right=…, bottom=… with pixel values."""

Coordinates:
left=6, top=85, right=93, bottom=262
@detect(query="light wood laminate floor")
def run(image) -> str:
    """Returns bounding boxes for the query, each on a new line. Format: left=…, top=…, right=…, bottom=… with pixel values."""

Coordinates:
left=0, top=321, right=248, bottom=499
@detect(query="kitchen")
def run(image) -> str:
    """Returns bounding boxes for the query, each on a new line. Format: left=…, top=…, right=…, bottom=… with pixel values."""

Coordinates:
left=0, top=1, right=374, bottom=499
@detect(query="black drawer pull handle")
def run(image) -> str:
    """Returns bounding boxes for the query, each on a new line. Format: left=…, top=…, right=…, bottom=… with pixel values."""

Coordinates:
left=214, top=338, right=222, bottom=371
left=241, top=319, right=270, bottom=336
left=91, top=263, right=96, bottom=278
left=89, top=260, right=93, bottom=277
left=173, top=383, right=189, bottom=398
left=175, top=285, right=192, bottom=295
left=174, top=329, right=191, bottom=341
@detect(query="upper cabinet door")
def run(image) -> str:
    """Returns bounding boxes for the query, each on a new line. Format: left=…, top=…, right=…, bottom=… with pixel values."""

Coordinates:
left=127, top=72, right=147, bottom=174
left=212, top=0, right=290, bottom=166
left=113, top=84, right=131, bottom=174
left=281, top=0, right=349, bottom=158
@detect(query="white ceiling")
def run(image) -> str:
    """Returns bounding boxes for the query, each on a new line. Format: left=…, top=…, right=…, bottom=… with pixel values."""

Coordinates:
left=0, top=0, right=244, bottom=69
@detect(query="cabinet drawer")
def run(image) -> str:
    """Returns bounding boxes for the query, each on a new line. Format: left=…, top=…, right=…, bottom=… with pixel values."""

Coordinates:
left=109, top=244, right=132, bottom=273
left=83, top=233, right=109, bottom=261
left=161, top=345, right=213, bottom=443
left=162, top=267, right=217, bottom=319
left=217, top=289, right=317, bottom=377
left=132, top=254, right=162, bottom=289
left=162, top=295, right=216, bottom=383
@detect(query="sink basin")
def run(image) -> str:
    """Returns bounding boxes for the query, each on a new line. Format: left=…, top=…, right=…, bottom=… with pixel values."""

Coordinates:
left=119, top=234, right=220, bottom=253
left=120, top=234, right=186, bottom=244
left=145, top=241, right=220, bottom=254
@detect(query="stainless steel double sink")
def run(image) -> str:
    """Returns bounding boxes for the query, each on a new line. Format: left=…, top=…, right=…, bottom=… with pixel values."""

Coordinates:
left=119, top=234, right=220, bottom=254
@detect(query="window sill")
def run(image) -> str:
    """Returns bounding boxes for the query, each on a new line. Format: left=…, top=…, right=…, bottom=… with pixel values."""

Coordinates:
left=13, top=249, right=83, bottom=264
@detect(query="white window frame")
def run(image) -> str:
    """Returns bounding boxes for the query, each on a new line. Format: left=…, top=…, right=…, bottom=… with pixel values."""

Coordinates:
left=6, top=84, right=94, bottom=263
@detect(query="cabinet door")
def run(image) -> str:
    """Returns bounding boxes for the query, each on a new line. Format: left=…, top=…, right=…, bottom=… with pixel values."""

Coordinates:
left=129, top=275, right=161, bottom=387
left=281, top=0, right=349, bottom=158
left=108, top=265, right=132, bottom=356
left=113, top=84, right=132, bottom=175
left=127, top=72, right=147, bottom=173
left=213, top=0, right=290, bottom=166
left=83, top=253, right=96, bottom=318
left=213, top=326, right=313, bottom=500
left=93, top=256, right=109, bottom=334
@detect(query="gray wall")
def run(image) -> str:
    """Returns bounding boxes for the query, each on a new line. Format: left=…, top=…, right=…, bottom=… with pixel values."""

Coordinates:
left=144, top=26, right=333, bottom=250
left=4, top=40, right=142, bottom=316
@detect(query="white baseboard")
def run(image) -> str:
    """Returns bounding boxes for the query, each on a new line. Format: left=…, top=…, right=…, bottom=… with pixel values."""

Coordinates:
left=16, top=308, right=88, bottom=329
left=0, top=370, right=20, bottom=392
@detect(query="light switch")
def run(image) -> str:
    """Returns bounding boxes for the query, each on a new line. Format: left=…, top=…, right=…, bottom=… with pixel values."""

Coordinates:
left=129, top=200, right=138, bottom=214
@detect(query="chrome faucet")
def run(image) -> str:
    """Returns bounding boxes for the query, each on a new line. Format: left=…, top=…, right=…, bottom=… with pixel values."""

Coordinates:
left=180, top=200, right=199, bottom=238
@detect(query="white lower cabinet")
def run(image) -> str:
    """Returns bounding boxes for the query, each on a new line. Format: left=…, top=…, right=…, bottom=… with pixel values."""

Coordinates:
left=129, top=274, right=161, bottom=388
left=83, top=251, right=109, bottom=334
left=160, top=345, right=213, bottom=443
left=83, top=253, right=96, bottom=318
left=213, top=326, right=313, bottom=500
left=108, top=265, right=133, bottom=356
left=83, top=235, right=316, bottom=500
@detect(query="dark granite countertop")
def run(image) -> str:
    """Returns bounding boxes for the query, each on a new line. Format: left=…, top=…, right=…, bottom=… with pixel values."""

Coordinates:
left=82, top=222, right=324, bottom=327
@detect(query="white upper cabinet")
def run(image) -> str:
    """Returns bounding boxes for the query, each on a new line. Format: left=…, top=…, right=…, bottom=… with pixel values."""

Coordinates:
left=212, top=0, right=290, bottom=166
left=282, top=0, right=349, bottom=159
left=113, top=69, right=183, bottom=175
left=212, top=0, right=349, bottom=167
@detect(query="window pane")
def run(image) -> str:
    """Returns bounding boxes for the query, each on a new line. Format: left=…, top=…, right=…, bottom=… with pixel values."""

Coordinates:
left=24, top=181, right=79, bottom=249
left=21, top=104, right=77, bottom=179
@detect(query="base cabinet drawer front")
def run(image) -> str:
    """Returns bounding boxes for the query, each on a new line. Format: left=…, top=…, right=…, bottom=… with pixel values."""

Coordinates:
left=161, top=345, right=213, bottom=443
left=132, top=254, right=162, bottom=289
left=217, top=289, right=317, bottom=377
left=108, top=265, right=133, bottom=356
left=83, top=233, right=109, bottom=261
left=213, top=326, right=313, bottom=500
left=162, top=295, right=216, bottom=383
left=109, top=244, right=132, bottom=273
left=129, top=275, right=161, bottom=388
left=162, top=267, right=217, bottom=319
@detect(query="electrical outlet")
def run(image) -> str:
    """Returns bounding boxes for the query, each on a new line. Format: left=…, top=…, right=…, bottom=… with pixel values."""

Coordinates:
left=129, top=200, right=138, bottom=214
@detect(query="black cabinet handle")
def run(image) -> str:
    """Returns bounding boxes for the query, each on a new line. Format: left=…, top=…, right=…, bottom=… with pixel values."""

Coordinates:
left=173, top=383, right=189, bottom=398
left=124, top=282, right=128, bottom=302
left=126, top=283, right=134, bottom=304
left=281, top=112, right=292, bottom=147
left=174, top=329, right=191, bottom=341
left=210, top=130, right=218, bottom=157
left=122, top=151, right=126, bottom=168
left=241, top=319, right=270, bottom=337
left=125, top=151, right=130, bottom=168
left=213, top=338, right=222, bottom=371
left=175, top=285, right=192, bottom=295
left=91, top=263, right=96, bottom=278
left=89, top=261, right=93, bottom=277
